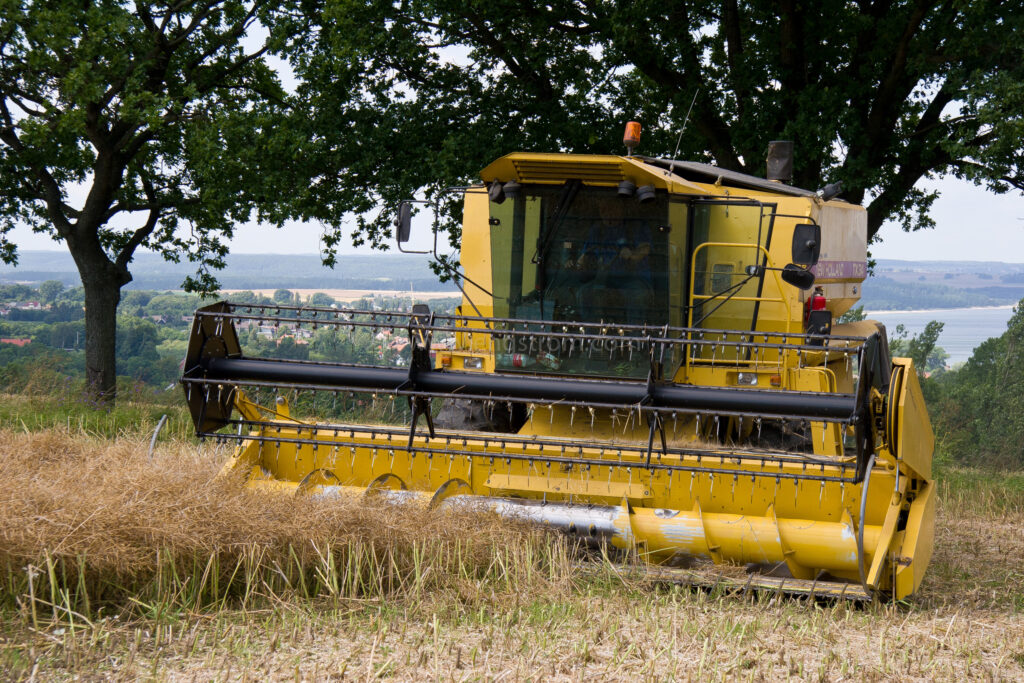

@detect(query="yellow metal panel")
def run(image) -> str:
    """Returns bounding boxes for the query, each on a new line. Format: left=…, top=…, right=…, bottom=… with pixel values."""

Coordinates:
left=627, top=506, right=880, bottom=573
left=485, top=190, right=514, bottom=318
left=460, top=188, right=495, bottom=316
left=832, top=320, right=886, bottom=339
left=486, top=473, right=652, bottom=501
left=895, top=480, right=936, bottom=599
left=893, top=358, right=934, bottom=481
left=866, top=477, right=909, bottom=588
left=635, top=565, right=873, bottom=600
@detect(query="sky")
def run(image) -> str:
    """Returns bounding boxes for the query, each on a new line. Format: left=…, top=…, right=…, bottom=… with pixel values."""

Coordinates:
left=868, top=177, right=1024, bottom=262
left=8, top=172, right=1021, bottom=263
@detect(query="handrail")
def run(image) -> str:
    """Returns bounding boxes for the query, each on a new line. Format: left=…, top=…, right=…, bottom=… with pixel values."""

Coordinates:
left=686, top=242, right=794, bottom=377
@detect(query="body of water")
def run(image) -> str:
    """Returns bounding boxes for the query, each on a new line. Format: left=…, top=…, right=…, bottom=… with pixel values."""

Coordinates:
left=864, top=305, right=1016, bottom=365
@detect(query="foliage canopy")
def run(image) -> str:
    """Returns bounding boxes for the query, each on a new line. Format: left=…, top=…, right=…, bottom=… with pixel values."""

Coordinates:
left=284, top=0, right=1024, bottom=251
left=931, top=304, right=1024, bottom=467
left=0, top=0, right=308, bottom=400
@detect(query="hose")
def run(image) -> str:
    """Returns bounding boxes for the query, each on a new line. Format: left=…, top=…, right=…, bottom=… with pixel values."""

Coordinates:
left=857, top=451, right=876, bottom=594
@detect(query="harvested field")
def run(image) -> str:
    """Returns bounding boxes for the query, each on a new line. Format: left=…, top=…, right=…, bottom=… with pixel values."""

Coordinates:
left=1, top=429, right=1022, bottom=680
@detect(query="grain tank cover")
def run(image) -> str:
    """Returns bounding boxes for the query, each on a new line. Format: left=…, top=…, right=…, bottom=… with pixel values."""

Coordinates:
left=480, top=153, right=706, bottom=193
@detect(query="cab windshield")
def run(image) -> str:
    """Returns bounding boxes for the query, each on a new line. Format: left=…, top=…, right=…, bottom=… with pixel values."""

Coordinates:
left=486, top=183, right=771, bottom=377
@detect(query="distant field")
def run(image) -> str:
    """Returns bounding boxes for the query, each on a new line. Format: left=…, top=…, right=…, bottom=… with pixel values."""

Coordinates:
left=223, top=288, right=460, bottom=302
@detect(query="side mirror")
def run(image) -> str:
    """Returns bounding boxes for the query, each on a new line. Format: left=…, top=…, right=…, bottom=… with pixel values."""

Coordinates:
left=781, top=263, right=815, bottom=290
left=792, top=223, right=821, bottom=266
left=394, top=202, right=413, bottom=244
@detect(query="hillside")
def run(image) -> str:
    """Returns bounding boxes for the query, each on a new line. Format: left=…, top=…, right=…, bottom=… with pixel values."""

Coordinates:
left=866, top=259, right=1024, bottom=310
left=6, top=251, right=1024, bottom=311
left=0, top=251, right=458, bottom=293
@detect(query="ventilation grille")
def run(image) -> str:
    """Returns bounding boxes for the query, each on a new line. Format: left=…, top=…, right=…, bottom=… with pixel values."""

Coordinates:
left=512, top=160, right=625, bottom=185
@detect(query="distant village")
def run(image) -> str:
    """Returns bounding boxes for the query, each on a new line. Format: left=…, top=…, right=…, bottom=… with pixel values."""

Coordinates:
left=0, top=283, right=461, bottom=380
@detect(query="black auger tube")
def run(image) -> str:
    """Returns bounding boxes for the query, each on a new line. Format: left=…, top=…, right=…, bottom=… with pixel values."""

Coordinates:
left=201, top=357, right=857, bottom=420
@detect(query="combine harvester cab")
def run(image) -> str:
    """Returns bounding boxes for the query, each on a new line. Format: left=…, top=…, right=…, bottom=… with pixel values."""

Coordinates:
left=182, top=138, right=935, bottom=601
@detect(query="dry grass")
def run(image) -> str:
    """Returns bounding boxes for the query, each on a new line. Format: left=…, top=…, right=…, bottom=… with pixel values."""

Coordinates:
left=0, top=430, right=571, bottom=621
left=1, top=428, right=1022, bottom=680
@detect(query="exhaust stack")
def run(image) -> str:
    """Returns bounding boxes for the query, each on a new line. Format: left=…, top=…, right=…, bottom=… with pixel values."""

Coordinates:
left=767, top=140, right=794, bottom=182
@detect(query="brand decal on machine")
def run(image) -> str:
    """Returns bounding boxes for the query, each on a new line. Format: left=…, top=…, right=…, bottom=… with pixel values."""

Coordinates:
left=811, top=260, right=867, bottom=279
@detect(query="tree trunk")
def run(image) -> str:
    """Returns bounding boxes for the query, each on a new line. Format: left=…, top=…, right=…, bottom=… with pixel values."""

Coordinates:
left=81, top=270, right=125, bottom=406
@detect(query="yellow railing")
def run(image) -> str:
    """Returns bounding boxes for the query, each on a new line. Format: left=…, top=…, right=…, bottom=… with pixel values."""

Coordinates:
left=686, top=242, right=794, bottom=373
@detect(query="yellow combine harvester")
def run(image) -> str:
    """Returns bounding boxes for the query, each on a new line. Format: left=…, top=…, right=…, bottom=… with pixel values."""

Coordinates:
left=182, top=134, right=934, bottom=600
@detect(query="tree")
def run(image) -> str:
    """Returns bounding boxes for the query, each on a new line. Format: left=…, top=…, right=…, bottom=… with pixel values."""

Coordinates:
left=0, top=284, right=34, bottom=302
left=284, top=0, right=1023, bottom=250
left=906, top=321, right=948, bottom=372
left=0, top=1, right=308, bottom=403
left=121, top=290, right=154, bottom=310
left=231, top=290, right=259, bottom=304
left=145, top=293, right=201, bottom=323
left=890, top=321, right=947, bottom=374
left=49, top=321, right=84, bottom=350
left=272, top=335, right=308, bottom=360
left=273, top=289, right=296, bottom=304
left=838, top=305, right=867, bottom=324
left=38, top=279, right=64, bottom=303
left=310, top=291, right=335, bottom=307
left=930, top=301, right=1024, bottom=466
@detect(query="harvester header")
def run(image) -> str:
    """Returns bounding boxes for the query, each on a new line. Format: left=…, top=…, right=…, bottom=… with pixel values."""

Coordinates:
left=182, top=149, right=935, bottom=601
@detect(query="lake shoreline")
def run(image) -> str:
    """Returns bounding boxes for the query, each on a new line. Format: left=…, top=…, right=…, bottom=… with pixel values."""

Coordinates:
left=865, top=305, right=1016, bottom=364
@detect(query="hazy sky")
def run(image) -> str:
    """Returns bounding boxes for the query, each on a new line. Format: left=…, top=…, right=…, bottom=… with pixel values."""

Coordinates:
left=8, top=172, right=1022, bottom=263
left=869, top=178, right=1024, bottom=261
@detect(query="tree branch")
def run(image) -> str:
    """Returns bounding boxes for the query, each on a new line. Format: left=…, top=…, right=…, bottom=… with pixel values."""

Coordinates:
left=0, top=100, right=74, bottom=236
left=865, top=0, right=940, bottom=146
left=165, top=1, right=230, bottom=50
left=471, top=21, right=555, bottom=101
left=611, top=3, right=742, bottom=169
left=103, top=196, right=200, bottom=222
left=722, top=0, right=748, bottom=122
left=950, top=160, right=1024, bottom=191
left=114, top=173, right=162, bottom=270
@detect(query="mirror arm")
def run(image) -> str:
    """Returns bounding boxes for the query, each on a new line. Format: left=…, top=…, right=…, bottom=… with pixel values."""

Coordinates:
left=395, top=199, right=431, bottom=254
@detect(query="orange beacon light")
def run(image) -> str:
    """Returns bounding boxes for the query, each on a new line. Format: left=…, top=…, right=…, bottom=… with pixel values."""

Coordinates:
left=623, top=121, right=641, bottom=155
